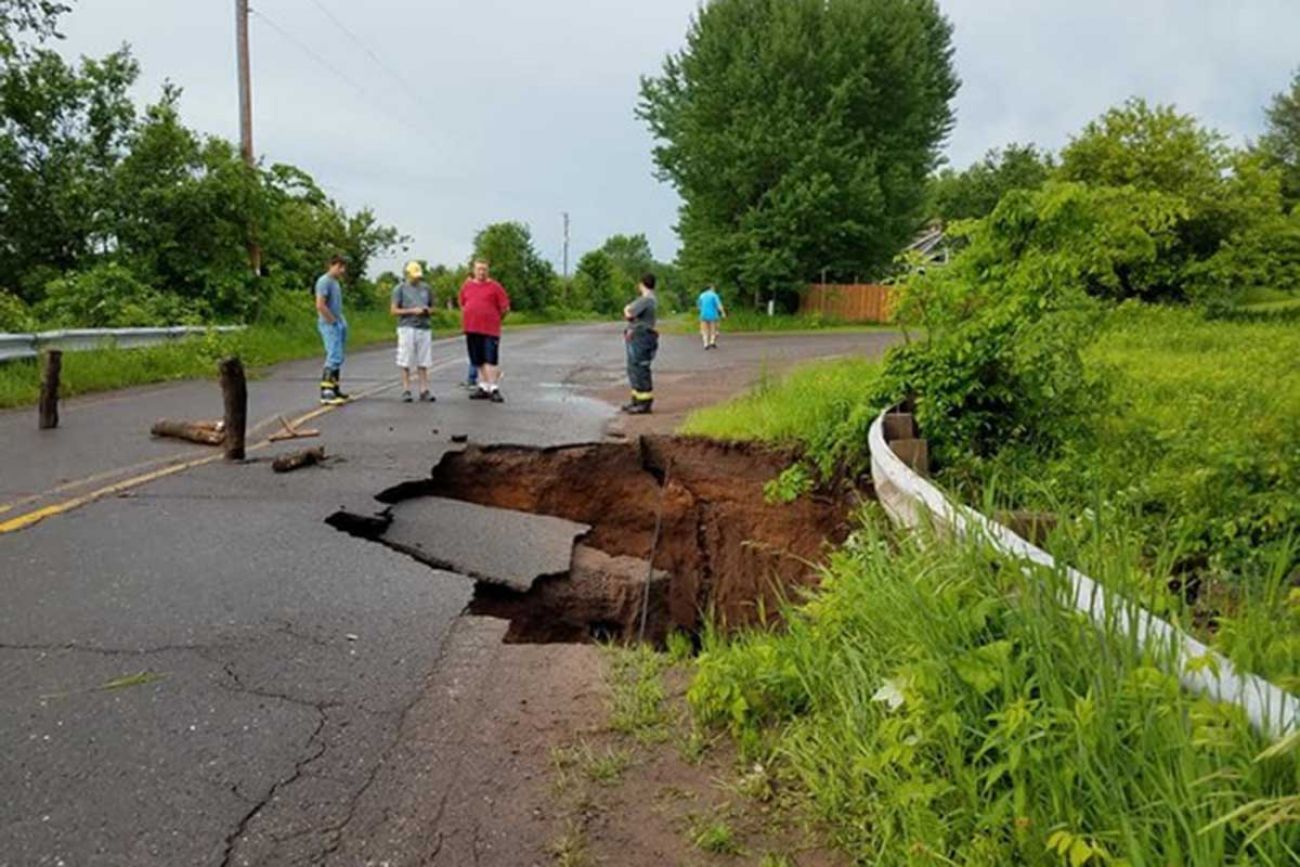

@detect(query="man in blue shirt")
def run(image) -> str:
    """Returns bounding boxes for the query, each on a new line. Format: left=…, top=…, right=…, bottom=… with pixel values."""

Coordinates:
left=315, top=255, right=349, bottom=405
left=697, top=284, right=726, bottom=350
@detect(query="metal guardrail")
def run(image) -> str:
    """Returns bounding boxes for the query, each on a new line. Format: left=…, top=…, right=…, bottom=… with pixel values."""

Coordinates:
left=868, top=408, right=1299, bottom=739
left=0, top=326, right=246, bottom=363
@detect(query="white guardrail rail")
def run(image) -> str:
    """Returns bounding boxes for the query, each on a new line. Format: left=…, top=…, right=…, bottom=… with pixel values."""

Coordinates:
left=869, top=408, right=1299, bottom=739
left=0, top=326, right=246, bottom=363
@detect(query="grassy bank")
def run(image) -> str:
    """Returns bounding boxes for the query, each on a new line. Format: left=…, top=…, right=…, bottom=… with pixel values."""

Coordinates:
left=0, top=306, right=600, bottom=409
left=689, top=518, right=1300, bottom=865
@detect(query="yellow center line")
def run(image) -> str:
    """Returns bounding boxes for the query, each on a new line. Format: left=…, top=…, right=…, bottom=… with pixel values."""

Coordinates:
left=0, top=375, right=413, bottom=536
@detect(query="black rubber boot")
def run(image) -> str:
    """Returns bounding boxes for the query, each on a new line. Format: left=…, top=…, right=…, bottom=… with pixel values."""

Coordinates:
left=320, top=367, right=342, bottom=405
left=624, top=399, right=653, bottom=415
left=329, top=368, right=350, bottom=401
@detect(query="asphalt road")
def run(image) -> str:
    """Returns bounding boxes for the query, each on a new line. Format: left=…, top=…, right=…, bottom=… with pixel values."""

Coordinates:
left=0, top=322, right=897, bottom=866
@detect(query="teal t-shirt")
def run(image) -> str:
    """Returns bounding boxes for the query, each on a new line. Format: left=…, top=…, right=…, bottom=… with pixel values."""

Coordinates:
left=698, top=288, right=722, bottom=321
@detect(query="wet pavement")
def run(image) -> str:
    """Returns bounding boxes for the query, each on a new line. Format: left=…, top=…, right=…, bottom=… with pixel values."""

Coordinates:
left=0, top=322, right=897, bottom=865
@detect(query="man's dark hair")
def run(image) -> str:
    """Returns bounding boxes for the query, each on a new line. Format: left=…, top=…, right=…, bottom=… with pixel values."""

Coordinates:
left=640, top=272, right=656, bottom=290
left=328, top=255, right=348, bottom=268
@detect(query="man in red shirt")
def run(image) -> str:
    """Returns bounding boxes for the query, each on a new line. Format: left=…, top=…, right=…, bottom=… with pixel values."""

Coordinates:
left=458, top=258, right=511, bottom=403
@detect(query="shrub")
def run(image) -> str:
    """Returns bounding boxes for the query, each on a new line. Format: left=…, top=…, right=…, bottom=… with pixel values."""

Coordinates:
left=35, top=262, right=200, bottom=328
left=0, top=289, right=36, bottom=331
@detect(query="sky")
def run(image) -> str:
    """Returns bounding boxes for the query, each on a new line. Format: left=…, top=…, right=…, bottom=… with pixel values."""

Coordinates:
left=54, top=1, right=1300, bottom=276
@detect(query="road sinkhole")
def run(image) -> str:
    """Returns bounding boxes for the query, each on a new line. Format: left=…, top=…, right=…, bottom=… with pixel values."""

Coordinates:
left=327, top=436, right=862, bottom=644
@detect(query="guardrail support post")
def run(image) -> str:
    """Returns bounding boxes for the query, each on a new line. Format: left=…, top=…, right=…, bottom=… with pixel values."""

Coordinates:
left=219, top=357, right=247, bottom=461
left=38, top=349, right=62, bottom=430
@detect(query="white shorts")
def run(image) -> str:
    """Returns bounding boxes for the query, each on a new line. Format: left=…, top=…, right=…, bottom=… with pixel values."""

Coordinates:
left=396, top=327, right=433, bottom=369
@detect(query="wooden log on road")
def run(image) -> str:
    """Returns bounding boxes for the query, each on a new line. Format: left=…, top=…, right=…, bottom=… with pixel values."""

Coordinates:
left=272, top=446, right=325, bottom=473
left=38, top=349, right=62, bottom=430
left=219, top=357, right=247, bottom=461
left=151, top=419, right=226, bottom=445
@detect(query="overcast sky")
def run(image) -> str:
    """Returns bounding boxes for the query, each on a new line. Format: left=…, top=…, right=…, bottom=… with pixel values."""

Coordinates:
left=55, top=1, right=1300, bottom=275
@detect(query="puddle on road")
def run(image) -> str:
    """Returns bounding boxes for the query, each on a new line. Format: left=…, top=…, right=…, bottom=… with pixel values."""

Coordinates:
left=328, top=436, right=865, bottom=645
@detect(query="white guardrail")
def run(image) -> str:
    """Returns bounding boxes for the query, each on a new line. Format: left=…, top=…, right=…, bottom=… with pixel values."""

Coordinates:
left=869, top=409, right=1300, bottom=739
left=0, top=326, right=246, bottom=363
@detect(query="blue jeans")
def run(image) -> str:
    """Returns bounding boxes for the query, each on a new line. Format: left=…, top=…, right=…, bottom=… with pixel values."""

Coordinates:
left=318, top=319, right=348, bottom=370
left=466, top=361, right=478, bottom=385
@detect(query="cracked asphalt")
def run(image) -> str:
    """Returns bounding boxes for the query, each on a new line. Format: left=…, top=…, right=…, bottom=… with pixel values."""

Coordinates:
left=0, top=321, right=898, bottom=865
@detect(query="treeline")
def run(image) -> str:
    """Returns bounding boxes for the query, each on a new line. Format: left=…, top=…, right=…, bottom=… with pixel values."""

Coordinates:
left=0, top=2, right=403, bottom=332
left=923, top=81, right=1300, bottom=308
left=377, top=225, right=688, bottom=318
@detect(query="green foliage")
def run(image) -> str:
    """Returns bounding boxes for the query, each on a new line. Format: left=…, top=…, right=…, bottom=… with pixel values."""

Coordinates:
left=0, top=0, right=69, bottom=59
left=568, top=234, right=680, bottom=315
left=36, top=261, right=193, bottom=327
left=639, top=0, right=958, bottom=304
left=762, top=464, right=811, bottom=505
left=689, top=520, right=1300, bottom=864
left=881, top=184, right=1109, bottom=465
left=929, top=143, right=1054, bottom=222
left=0, top=24, right=404, bottom=324
left=1257, top=67, right=1300, bottom=210
left=0, top=287, right=34, bottom=330
left=471, top=221, right=555, bottom=311
left=1057, top=99, right=1293, bottom=306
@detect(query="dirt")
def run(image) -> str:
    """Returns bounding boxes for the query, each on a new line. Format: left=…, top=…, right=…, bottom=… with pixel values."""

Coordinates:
left=358, top=435, right=861, bottom=643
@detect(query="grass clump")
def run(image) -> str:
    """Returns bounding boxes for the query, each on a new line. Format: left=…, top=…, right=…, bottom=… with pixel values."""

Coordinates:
left=689, top=816, right=742, bottom=855
left=604, top=645, right=671, bottom=743
left=689, top=517, right=1300, bottom=865
left=681, top=357, right=884, bottom=479
left=660, top=309, right=889, bottom=335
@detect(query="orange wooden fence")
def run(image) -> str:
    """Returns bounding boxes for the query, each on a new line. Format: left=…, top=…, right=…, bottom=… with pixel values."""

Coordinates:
left=801, top=283, right=895, bottom=323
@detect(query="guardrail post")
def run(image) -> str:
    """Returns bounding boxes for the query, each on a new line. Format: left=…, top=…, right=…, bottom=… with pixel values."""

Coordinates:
left=219, top=357, right=247, bottom=461
left=38, top=349, right=62, bottom=430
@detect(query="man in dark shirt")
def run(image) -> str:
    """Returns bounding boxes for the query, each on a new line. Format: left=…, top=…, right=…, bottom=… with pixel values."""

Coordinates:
left=390, top=261, right=435, bottom=403
left=622, top=273, right=658, bottom=414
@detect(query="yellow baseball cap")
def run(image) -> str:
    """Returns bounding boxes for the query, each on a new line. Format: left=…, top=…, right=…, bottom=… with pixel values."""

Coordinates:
left=404, top=261, right=424, bottom=279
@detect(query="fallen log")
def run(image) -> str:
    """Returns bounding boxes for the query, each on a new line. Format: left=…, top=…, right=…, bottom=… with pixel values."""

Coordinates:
left=151, top=418, right=226, bottom=445
left=272, top=446, right=326, bottom=473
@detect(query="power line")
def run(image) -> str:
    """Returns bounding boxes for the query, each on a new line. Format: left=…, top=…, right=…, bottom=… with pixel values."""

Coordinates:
left=248, top=6, right=436, bottom=142
left=303, top=0, right=433, bottom=115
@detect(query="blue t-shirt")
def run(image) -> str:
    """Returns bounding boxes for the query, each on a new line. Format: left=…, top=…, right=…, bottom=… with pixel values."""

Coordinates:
left=315, top=274, right=343, bottom=323
left=698, top=288, right=722, bottom=321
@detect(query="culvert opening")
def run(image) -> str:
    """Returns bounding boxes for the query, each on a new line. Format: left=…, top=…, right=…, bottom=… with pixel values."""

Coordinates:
left=329, top=435, right=865, bottom=645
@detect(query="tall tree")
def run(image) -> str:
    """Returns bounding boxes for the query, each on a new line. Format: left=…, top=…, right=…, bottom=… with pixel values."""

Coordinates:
left=471, top=221, right=555, bottom=311
left=0, top=0, right=69, bottom=59
left=929, top=143, right=1054, bottom=222
left=1259, top=68, right=1300, bottom=210
left=639, top=0, right=958, bottom=306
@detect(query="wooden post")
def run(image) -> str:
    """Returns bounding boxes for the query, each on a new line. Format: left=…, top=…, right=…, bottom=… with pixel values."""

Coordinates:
left=219, top=357, right=247, bottom=461
left=38, top=349, right=62, bottom=430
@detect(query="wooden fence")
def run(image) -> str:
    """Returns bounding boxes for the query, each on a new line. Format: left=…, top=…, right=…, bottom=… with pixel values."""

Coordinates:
left=801, top=283, right=895, bottom=323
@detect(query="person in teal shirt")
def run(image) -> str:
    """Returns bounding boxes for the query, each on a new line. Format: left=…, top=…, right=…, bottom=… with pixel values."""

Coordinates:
left=697, top=285, right=726, bottom=349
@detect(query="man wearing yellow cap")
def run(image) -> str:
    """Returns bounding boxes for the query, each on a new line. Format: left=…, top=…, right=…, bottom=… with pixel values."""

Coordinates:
left=390, top=261, right=436, bottom=402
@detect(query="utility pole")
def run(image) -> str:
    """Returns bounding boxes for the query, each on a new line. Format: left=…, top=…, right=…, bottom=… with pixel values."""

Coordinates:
left=562, top=212, right=570, bottom=279
left=235, top=0, right=262, bottom=274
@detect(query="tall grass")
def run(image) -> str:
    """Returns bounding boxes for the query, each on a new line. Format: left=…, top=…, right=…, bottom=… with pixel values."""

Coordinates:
left=681, top=357, right=884, bottom=478
left=689, top=514, right=1300, bottom=865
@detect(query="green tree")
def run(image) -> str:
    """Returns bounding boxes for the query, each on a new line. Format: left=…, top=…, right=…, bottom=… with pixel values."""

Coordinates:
left=1258, top=68, right=1300, bottom=210
left=471, top=221, right=555, bottom=311
left=929, top=143, right=1054, bottom=222
left=0, top=44, right=138, bottom=299
left=0, top=0, right=69, bottom=59
left=639, top=0, right=958, bottom=307
left=1058, top=99, right=1291, bottom=303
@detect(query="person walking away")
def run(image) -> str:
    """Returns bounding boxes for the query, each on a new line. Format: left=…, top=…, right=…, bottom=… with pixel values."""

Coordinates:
left=697, top=284, right=726, bottom=349
left=622, top=273, right=658, bottom=414
left=315, top=255, right=350, bottom=405
left=459, top=259, right=510, bottom=403
left=391, top=261, right=437, bottom=403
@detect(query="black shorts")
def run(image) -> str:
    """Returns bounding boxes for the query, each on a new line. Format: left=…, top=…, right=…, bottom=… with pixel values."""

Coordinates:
left=465, top=332, right=500, bottom=367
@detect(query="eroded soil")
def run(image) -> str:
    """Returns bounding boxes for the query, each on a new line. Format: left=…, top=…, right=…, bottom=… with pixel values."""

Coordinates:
left=336, top=435, right=861, bottom=644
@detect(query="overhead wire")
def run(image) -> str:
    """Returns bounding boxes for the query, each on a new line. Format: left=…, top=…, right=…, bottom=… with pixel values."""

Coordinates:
left=303, top=0, right=434, bottom=116
left=248, top=5, right=437, bottom=142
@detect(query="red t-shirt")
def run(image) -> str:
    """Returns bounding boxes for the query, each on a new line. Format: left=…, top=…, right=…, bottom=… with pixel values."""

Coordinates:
left=458, top=279, right=510, bottom=337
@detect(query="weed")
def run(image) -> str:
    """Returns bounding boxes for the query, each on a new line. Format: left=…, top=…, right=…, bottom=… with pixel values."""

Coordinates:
left=605, top=645, right=671, bottom=743
left=552, top=741, right=633, bottom=786
left=689, top=816, right=741, bottom=855
left=665, top=630, right=695, bottom=663
left=545, top=818, right=589, bottom=867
